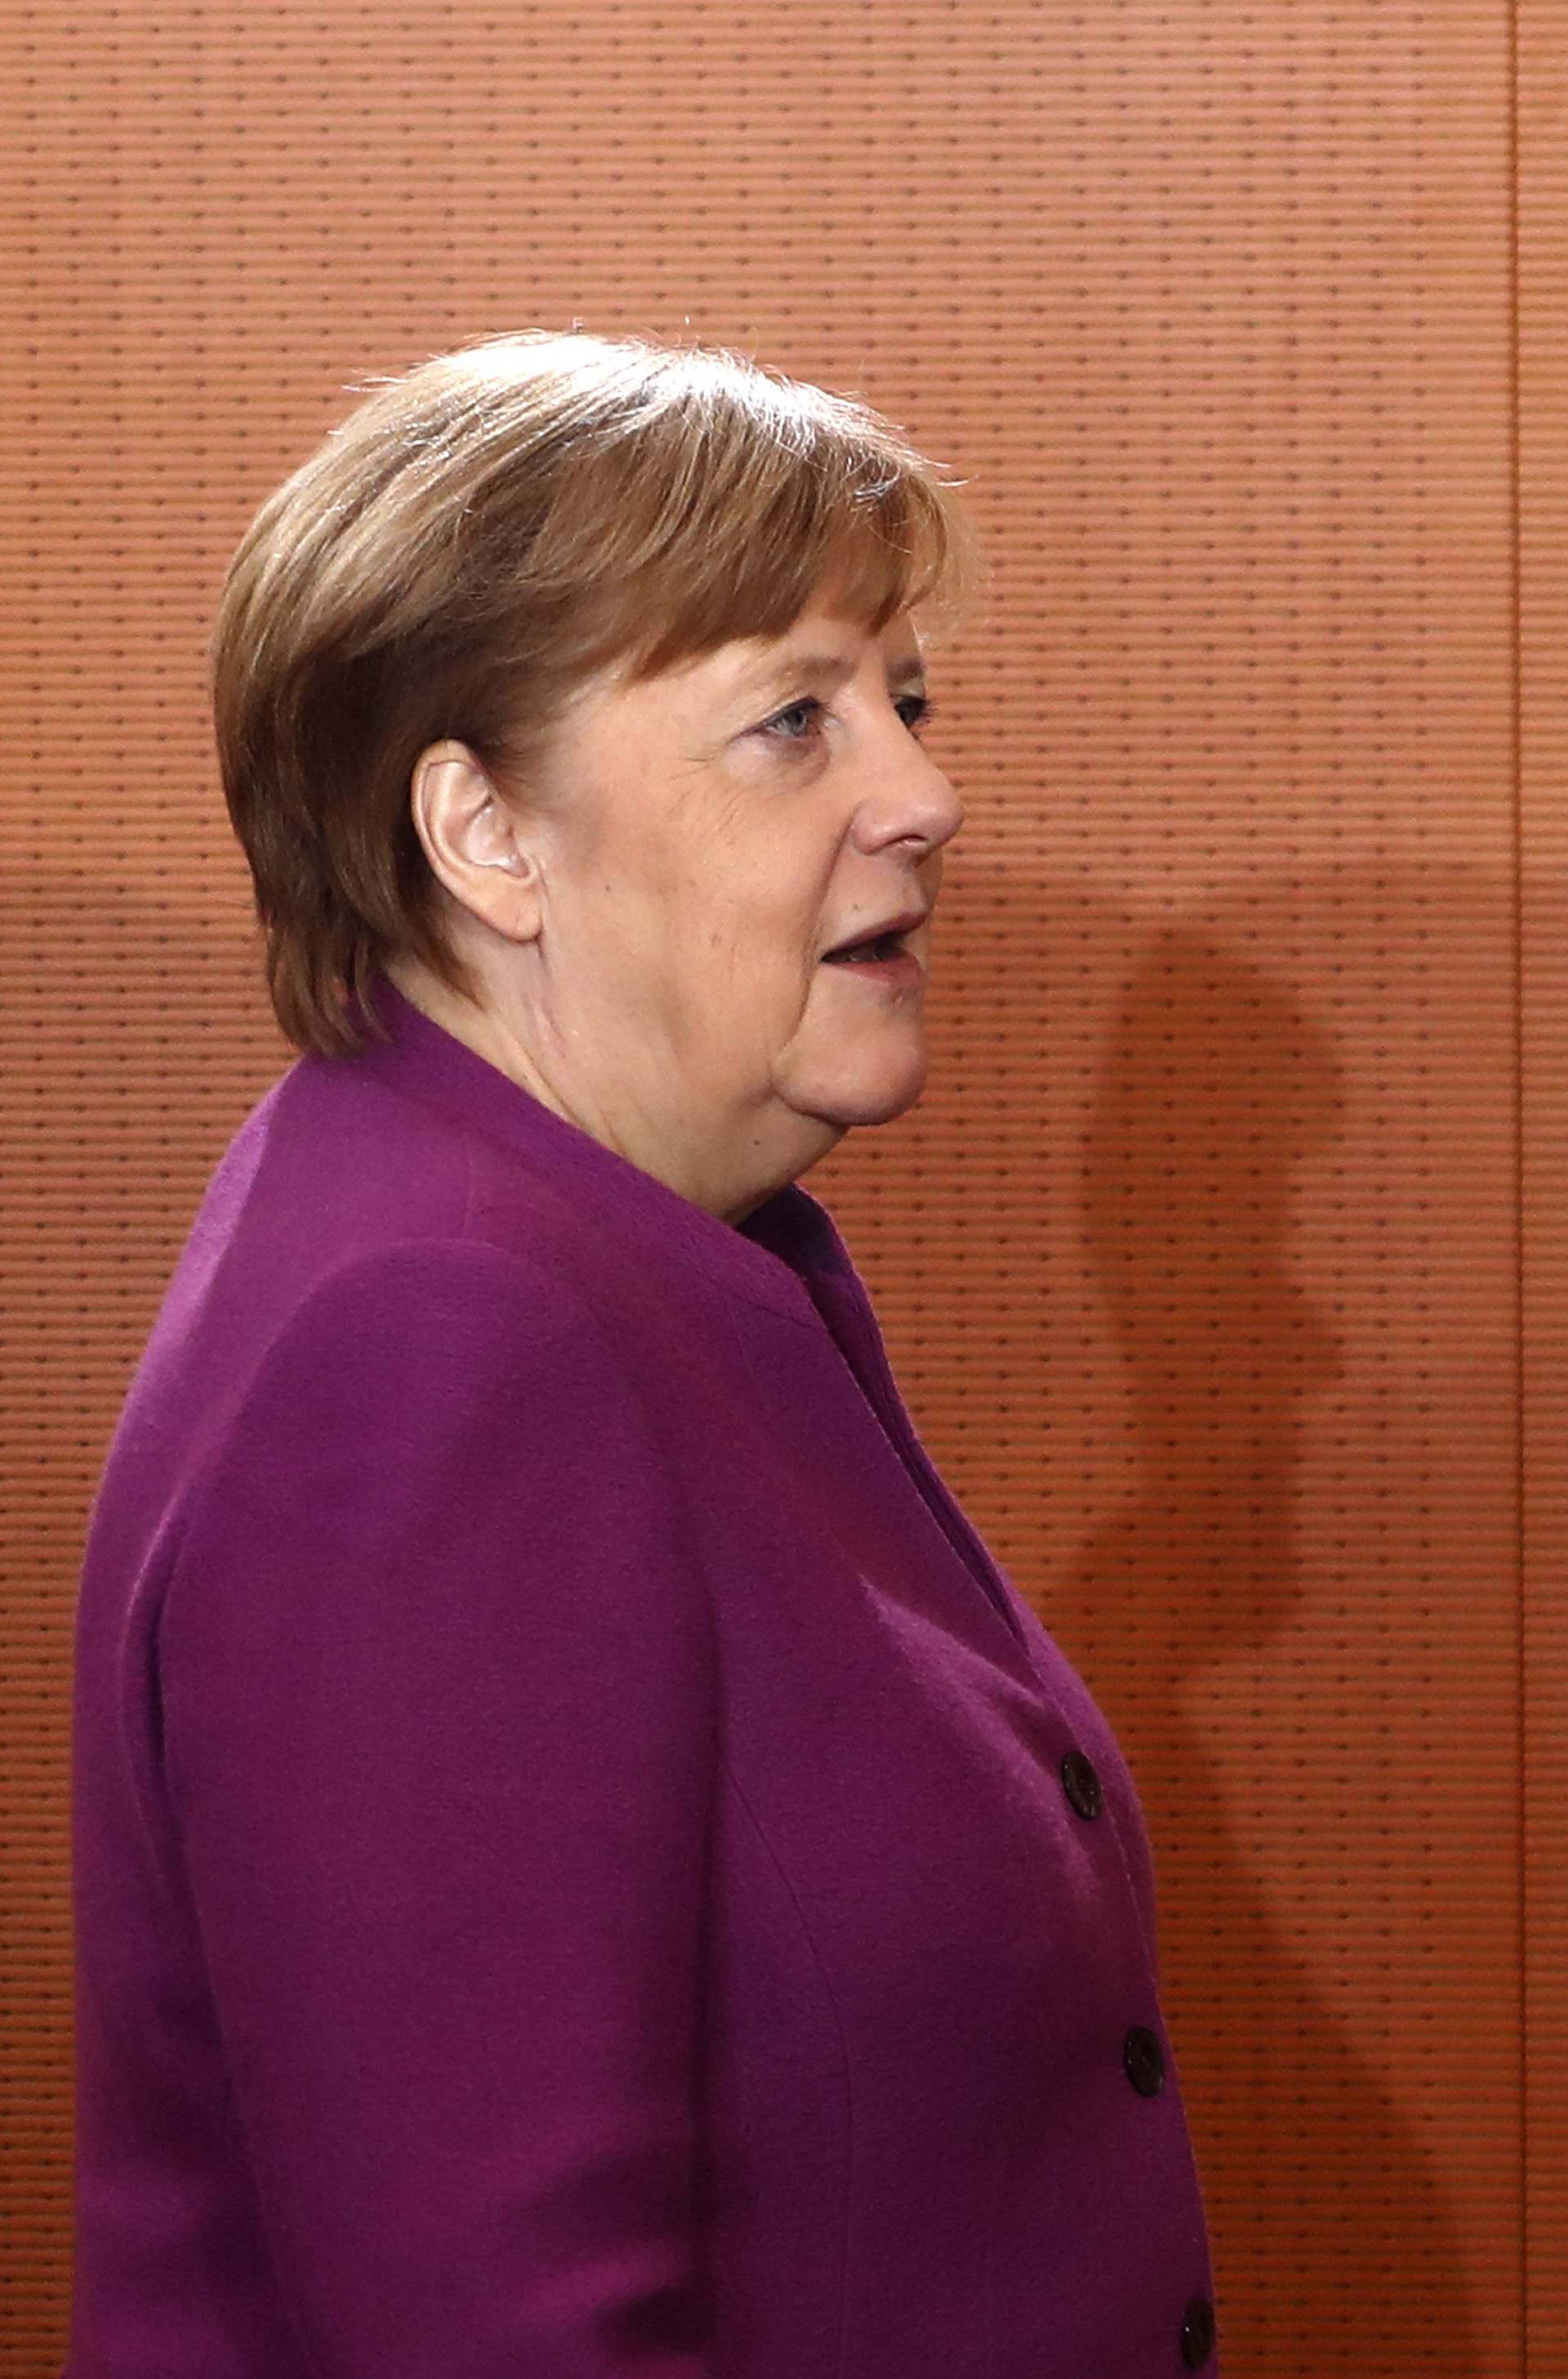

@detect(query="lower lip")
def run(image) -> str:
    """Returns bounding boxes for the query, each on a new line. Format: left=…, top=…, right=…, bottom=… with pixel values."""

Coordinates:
left=821, top=949, right=924, bottom=989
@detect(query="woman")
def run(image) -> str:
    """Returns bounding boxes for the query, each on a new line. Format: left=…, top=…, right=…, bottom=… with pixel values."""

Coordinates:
left=65, top=330, right=1218, bottom=2377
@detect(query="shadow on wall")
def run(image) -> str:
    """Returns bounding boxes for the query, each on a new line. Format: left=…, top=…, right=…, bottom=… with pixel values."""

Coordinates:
left=871, top=845, right=1505, bottom=2376
left=1056, top=889, right=1491, bottom=2379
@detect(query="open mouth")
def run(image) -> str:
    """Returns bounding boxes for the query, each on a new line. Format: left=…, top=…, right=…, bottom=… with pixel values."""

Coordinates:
left=822, top=929, right=908, bottom=966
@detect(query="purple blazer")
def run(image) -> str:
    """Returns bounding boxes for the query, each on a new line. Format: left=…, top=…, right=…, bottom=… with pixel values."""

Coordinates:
left=65, top=971, right=1218, bottom=2377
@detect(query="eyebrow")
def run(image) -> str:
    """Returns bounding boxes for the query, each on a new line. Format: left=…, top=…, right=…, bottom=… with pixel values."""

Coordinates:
left=746, top=648, right=929, bottom=698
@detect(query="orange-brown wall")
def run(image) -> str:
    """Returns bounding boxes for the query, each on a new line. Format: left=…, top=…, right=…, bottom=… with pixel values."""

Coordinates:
left=2, top=4, right=1561, bottom=2372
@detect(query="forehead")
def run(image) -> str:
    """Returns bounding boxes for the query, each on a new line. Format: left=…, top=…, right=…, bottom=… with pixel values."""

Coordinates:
left=576, top=604, right=928, bottom=736
left=715, top=608, right=929, bottom=699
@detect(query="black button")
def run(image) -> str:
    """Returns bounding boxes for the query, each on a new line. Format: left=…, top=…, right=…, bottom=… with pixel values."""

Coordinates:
left=1059, top=1748, right=1103, bottom=1820
left=1179, top=2296, right=1216, bottom=2368
left=1122, top=2025, right=1165, bottom=2096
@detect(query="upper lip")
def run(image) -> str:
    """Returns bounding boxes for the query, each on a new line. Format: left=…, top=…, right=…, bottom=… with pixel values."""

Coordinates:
left=825, top=903, right=929, bottom=954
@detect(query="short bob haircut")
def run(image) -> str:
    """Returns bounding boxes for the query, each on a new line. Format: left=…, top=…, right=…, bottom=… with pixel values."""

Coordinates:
left=212, top=329, right=987, bottom=1058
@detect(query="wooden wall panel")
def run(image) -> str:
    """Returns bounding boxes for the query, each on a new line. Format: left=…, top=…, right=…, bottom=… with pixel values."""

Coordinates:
left=0, top=4, right=1549, bottom=2372
left=1520, top=4, right=1567, bottom=2368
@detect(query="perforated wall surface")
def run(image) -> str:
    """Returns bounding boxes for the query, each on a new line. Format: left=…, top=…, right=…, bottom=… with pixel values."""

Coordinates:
left=1, top=4, right=1557, bottom=2373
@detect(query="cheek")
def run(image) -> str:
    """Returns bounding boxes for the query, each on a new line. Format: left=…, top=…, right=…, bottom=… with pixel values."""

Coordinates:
left=683, top=835, right=835, bottom=1001
left=707, top=882, right=822, bottom=973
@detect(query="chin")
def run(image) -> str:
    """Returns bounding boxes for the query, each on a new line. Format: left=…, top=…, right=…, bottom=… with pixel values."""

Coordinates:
left=804, top=1054, right=929, bottom=1131
left=777, top=1005, right=931, bottom=1133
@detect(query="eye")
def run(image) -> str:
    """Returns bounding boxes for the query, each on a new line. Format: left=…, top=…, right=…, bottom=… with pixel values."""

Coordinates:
left=756, top=692, right=938, bottom=749
left=759, top=697, right=828, bottom=746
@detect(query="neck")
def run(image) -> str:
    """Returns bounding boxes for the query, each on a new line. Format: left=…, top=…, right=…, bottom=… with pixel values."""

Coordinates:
left=381, top=957, right=839, bottom=1227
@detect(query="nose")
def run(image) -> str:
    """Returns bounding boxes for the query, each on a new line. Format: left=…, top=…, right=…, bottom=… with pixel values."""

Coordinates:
left=858, top=735, right=964, bottom=862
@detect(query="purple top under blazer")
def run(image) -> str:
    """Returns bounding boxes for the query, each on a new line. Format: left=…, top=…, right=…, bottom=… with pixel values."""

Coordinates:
left=66, top=969, right=1218, bottom=2378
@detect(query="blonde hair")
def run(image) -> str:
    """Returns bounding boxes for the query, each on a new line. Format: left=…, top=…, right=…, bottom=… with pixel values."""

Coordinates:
left=212, top=329, right=987, bottom=1057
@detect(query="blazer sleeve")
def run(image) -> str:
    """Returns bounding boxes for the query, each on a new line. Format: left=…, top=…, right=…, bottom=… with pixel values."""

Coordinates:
left=158, top=1239, right=719, bottom=2378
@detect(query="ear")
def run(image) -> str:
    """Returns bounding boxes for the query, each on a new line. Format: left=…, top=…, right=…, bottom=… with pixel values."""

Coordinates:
left=408, top=739, right=542, bottom=942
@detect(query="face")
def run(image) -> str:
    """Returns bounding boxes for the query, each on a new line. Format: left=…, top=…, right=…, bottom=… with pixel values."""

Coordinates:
left=412, top=594, right=965, bottom=1223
